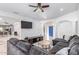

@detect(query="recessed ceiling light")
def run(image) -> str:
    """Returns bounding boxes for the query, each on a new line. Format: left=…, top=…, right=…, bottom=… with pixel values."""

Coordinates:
left=0, top=17, right=2, bottom=20
left=60, top=8, right=64, bottom=11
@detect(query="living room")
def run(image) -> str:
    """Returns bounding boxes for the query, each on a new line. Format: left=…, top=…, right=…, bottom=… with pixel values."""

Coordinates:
left=0, top=3, right=79, bottom=55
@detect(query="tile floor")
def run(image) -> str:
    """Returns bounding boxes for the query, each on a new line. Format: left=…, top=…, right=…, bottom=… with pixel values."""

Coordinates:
left=0, top=35, right=21, bottom=55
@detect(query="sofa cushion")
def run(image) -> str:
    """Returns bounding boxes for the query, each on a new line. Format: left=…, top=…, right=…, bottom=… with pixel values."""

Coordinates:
left=49, top=42, right=68, bottom=54
left=67, top=35, right=79, bottom=55
left=16, top=41, right=31, bottom=54
left=53, top=38, right=68, bottom=46
left=9, top=38, right=19, bottom=45
left=56, top=47, right=69, bottom=55
left=68, top=44, right=79, bottom=55
left=54, top=38, right=67, bottom=42
left=7, top=41, right=25, bottom=55
left=29, top=45, right=48, bottom=55
left=69, top=37, right=79, bottom=47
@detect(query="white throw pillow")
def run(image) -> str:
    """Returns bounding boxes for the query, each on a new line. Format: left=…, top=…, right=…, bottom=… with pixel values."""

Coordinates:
left=56, top=47, right=70, bottom=55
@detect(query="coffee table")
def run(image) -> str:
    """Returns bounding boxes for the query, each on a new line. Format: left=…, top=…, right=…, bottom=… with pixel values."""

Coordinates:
left=33, top=40, right=53, bottom=51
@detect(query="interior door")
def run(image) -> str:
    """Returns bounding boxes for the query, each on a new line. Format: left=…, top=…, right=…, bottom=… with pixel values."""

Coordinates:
left=49, top=26, right=53, bottom=37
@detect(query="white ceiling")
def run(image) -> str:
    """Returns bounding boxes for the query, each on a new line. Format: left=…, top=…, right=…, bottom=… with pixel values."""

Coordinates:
left=0, top=3, right=78, bottom=20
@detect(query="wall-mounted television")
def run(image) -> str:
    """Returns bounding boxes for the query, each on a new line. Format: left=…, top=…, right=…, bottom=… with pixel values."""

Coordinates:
left=21, top=21, right=32, bottom=29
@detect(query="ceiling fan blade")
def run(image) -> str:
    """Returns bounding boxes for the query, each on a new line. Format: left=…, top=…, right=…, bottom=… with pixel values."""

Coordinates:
left=29, top=5, right=37, bottom=7
left=33, top=8, right=38, bottom=12
left=41, top=9, right=44, bottom=12
left=40, top=7, right=44, bottom=12
left=42, top=5, right=49, bottom=8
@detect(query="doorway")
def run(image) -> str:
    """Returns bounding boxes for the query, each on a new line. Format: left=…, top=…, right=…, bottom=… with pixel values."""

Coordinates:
left=48, top=26, right=53, bottom=40
left=44, top=24, right=54, bottom=40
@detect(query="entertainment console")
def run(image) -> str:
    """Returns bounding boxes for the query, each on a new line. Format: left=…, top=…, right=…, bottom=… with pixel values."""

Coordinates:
left=28, top=36, right=43, bottom=44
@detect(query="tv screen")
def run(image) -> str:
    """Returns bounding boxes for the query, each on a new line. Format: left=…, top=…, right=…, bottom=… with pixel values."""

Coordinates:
left=21, top=21, right=32, bottom=29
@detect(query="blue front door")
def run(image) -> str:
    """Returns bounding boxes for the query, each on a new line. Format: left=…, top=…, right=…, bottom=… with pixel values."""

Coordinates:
left=49, top=26, right=53, bottom=37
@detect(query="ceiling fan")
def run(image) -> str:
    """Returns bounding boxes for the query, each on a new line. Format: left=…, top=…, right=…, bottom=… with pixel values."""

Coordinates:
left=29, top=3, right=49, bottom=12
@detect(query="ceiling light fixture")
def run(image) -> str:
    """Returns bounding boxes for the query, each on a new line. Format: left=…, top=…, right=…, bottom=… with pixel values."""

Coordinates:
left=36, top=10, right=47, bottom=19
left=60, top=8, right=64, bottom=11
left=29, top=3, right=49, bottom=12
left=0, top=17, right=2, bottom=20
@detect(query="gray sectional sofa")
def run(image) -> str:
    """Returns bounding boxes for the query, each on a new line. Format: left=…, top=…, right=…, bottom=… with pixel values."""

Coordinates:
left=7, top=35, right=79, bottom=55
left=68, top=35, right=79, bottom=55
left=7, top=38, right=69, bottom=55
left=7, top=38, right=48, bottom=55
